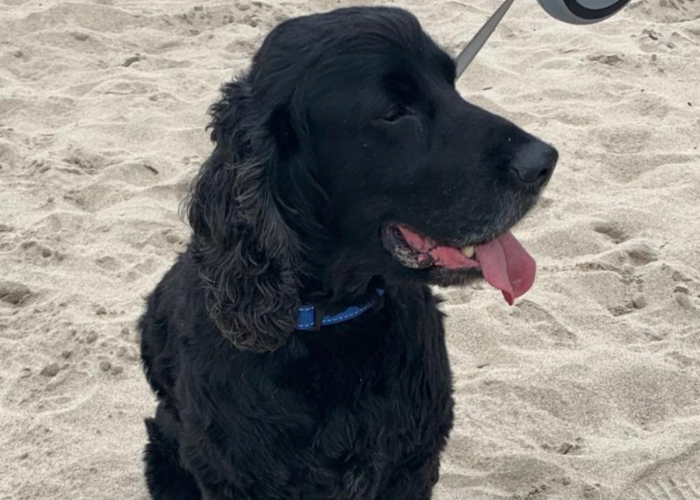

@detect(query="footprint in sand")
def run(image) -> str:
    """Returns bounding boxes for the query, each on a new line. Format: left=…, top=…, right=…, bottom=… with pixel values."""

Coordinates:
left=0, top=280, right=32, bottom=306
left=510, top=300, right=578, bottom=346
left=3, top=362, right=96, bottom=414
left=618, top=441, right=700, bottom=499
left=593, top=220, right=629, bottom=244
left=593, top=238, right=660, bottom=270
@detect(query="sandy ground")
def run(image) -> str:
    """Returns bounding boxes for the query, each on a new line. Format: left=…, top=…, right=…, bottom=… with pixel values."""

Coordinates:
left=1, top=0, right=699, bottom=498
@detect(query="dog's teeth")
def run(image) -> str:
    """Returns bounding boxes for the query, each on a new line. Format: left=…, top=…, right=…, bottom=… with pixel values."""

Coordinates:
left=461, top=246, right=475, bottom=258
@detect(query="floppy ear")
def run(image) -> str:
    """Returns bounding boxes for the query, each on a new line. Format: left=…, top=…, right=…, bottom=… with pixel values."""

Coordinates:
left=187, top=78, right=302, bottom=352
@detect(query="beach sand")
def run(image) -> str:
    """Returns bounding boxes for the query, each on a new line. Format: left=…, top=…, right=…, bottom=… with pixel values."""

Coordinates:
left=1, top=0, right=699, bottom=498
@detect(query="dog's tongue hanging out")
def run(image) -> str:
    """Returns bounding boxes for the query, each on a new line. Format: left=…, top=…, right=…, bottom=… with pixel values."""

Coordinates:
left=397, top=226, right=537, bottom=305
left=473, top=232, right=536, bottom=305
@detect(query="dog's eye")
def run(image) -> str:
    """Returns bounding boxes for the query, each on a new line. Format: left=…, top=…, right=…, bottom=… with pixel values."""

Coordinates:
left=382, top=105, right=410, bottom=123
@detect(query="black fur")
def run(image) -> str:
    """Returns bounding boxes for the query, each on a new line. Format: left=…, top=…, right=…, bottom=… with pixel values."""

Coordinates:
left=139, top=7, right=556, bottom=499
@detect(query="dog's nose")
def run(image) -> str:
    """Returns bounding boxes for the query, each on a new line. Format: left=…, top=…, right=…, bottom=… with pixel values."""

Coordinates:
left=510, top=140, right=558, bottom=190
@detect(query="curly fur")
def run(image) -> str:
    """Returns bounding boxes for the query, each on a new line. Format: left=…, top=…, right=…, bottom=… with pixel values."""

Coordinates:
left=187, top=78, right=303, bottom=352
left=139, top=6, right=556, bottom=500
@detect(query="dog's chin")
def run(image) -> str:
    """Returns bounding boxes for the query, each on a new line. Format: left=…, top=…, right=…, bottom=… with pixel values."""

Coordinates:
left=426, top=266, right=484, bottom=287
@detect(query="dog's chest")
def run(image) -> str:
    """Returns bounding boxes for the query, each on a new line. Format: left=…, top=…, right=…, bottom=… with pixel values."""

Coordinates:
left=289, top=318, right=453, bottom=497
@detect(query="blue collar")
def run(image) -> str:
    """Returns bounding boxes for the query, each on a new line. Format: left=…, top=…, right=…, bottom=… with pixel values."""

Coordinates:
left=295, top=289, right=385, bottom=331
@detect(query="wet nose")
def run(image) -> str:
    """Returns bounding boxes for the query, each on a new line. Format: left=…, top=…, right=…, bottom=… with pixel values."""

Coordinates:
left=510, top=140, right=558, bottom=191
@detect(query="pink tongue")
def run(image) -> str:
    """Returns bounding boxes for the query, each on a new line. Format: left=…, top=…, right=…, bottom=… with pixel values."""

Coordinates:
left=397, top=225, right=537, bottom=305
left=475, top=231, right=536, bottom=306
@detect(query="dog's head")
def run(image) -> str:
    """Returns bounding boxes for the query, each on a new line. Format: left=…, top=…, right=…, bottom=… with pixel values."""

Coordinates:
left=188, top=7, right=557, bottom=351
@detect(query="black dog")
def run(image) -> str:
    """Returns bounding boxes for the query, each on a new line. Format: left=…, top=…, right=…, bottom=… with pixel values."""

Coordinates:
left=139, top=7, right=557, bottom=500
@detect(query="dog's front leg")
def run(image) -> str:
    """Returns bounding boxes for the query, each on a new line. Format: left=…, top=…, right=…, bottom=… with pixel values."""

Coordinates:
left=378, top=453, right=441, bottom=500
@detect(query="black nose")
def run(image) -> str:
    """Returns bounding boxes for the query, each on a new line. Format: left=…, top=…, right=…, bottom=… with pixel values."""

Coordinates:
left=510, top=140, right=558, bottom=190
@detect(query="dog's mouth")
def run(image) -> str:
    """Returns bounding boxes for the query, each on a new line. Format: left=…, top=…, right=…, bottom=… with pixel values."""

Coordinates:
left=382, top=224, right=536, bottom=305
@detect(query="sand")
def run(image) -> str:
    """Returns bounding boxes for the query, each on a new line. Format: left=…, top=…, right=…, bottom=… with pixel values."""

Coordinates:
left=1, top=0, right=699, bottom=498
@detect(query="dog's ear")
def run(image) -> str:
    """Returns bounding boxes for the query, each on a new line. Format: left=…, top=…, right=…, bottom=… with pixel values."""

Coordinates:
left=187, top=78, right=302, bottom=352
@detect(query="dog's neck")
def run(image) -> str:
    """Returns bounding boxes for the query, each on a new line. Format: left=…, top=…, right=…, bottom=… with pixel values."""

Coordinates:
left=299, top=274, right=383, bottom=309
